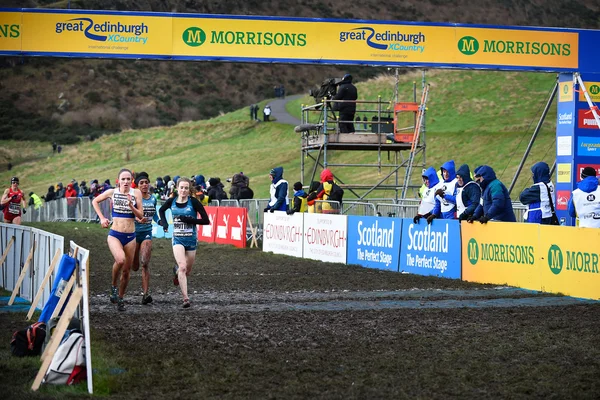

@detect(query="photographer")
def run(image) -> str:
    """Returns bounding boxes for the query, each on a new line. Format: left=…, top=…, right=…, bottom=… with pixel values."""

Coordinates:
left=332, top=74, right=358, bottom=133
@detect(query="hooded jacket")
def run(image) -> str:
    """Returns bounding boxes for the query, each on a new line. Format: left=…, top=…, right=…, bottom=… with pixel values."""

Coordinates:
left=332, top=74, right=357, bottom=115
left=431, top=160, right=458, bottom=219
left=267, top=167, right=288, bottom=211
left=417, top=167, right=443, bottom=216
left=472, top=165, right=516, bottom=222
left=306, top=169, right=342, bottom=213
left=444, top=164, right=481, bottom=218
left=229, top=173, right=254, bottom=200
left=207, top=177, right=228, bottom=202
left=568, top=176, right=600, bottom=227
left=44, top=186, right=56, bottom=202
left=519, top=162, right=555, bottom=224
left=306, top=181, right=321, bottom=213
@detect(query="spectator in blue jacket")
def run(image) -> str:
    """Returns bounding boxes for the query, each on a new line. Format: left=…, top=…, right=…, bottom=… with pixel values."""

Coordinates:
left=264, top=166, right=289, bottom=212
left=413, top=167, right=443, bottom=224
left=568, top=166, right=600, bottom=228
left=519, top=162, right=556, bottom=224
left=427, top=160, right=458, bottom=223
left=443, top=164, right=481, bottom=221
left=469, top=165, right=516, bottom=223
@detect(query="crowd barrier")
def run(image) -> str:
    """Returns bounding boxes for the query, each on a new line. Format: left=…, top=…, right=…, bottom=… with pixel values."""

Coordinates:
left=262, top=212, right=600, bottom=300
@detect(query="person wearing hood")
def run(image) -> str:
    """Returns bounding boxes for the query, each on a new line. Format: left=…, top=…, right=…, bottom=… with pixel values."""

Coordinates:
left=443, top=164, right=481, bottom=221
left=194, top=174, right=206, bottom=190
left=65, top=182, right=78, bottom=220
left=468, top=165, right=516, bottom=223
left=306, top=168, right=344, bottom=214
left=264, top=167, right=289, bottom=212
left=207, top=177, right=228, bottom=202
left=427, top=160, right=459, bottom=223
left=568, top=167, right=600, bottom=228
left=287, top=182, right=308, bottom=215
left=519, top=162, right=557, bottom=224
left=79, top=180, right=90, bottom=197
left=263, top=104, right=271, bottom=122
left=44, top=185, right=56, bottom=202
left=413, top=167, right=444, bottom=224
left=55, top=182, right=65, bottom=199
left=306, top=181, right=321, bottom=213
left=229, top=172, right=254, bottom=200
left=332, top=73, right=358, bottom=133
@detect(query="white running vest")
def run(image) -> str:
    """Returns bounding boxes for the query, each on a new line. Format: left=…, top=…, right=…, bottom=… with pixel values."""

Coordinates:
left=418, top=181, right=444, bottom=215
left=572, top=186, right=600, bottom=228
left=269, top=179, right=289, bottom=207
left=524, top=182, right=555, bottom=220
left=439, top=178, right=458, bottom=213
left=456, top=181, right=477, bottom=217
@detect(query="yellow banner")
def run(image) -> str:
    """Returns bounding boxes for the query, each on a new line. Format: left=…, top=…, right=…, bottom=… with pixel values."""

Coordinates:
left=579, top=81, right=600, bottom=102
left=557, top=163, right=572, bottom=183
left=539, top=225, right=600, bottom=299
left=0, top=11, right=21, bottom=51
left=559, top=80, right=574, bottom=102
left=21, top=12, right=173, bottom=56
left=461, top=222, right=541, bottom=290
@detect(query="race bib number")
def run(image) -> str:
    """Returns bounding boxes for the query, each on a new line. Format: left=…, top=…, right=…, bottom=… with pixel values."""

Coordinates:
left=173, top=221, right=193, bottom=237
left=8, top=202, right=20, bottom=215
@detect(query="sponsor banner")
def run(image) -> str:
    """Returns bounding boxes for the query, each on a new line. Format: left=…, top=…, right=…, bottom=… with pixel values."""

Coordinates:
left=557, top=135, right=572, bottom=156
left=197, top=206, right=218, bottom=243
left=577, top=137, right=600, bottom=157
left=0, top=11, right=21, bottom=51
left=540, top=225, right=600, bottom=299
left=577, top=109, right=599, bottom=129
left=399, top=219, right=461, bottom=279
left=576, top=164, right=600, bottom=182
left=213, top=207, right=247, bottom=248
left=557, top=111, right=573, bottom=126
left=556, top=190, right=571, bottom=211
left=557, top=163, right=572, bottom=183
left=558, top=80, right=573, bottom=102
left=346, top=216, right=401, bottom=271
left=461, top=222, right=541, bottom=290
left=303, top=213, right=347, bottom=264
left=262, top=212, right=303, bottom=258
left=578, top=81, right=600, bottom=102
left=21, top=11, right=173, bottom=55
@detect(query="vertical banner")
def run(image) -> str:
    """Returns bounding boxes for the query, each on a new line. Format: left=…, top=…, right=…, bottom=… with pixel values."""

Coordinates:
left=399, top=219, right=461, bottom=278
left=197, top=206, right=218, bottom=243
left=262, top=212, right=304, bottom=258
left=461, top=222, right=540, bottom=290
left=213, top=207, right=247, bottom=248
left=346, top=216, right=401, bottom=271
left=303, top=213, right=347, bottom=264
left=539, top=225, right=600, bottom=299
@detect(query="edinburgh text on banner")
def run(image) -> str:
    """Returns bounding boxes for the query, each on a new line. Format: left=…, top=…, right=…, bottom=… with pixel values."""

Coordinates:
left=303, top=213, right=347, bottom=264
left=262, top=212, right=304, bottom=258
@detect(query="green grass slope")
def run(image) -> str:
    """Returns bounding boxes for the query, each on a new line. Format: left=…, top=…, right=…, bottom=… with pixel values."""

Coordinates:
left=1, top=70, right=558, bottom=200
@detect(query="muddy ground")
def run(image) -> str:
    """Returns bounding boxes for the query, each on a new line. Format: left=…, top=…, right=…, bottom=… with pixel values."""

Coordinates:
left=1, top=222, right=599, bottom=399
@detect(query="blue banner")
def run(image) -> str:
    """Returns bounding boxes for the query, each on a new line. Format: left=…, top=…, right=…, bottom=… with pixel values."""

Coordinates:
left=577, top=136, right=600, bottom=157
left=399, top=218, right=462, bottom=279
left=346, top=216, right=401, bottom=271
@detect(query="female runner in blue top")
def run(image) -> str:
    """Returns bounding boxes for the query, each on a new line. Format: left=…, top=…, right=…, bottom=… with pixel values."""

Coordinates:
left=159, top=177, right=209, bottom=308
left=92, top=168, right=144, bottom=311
left=132, top=172, right=159, bottom=305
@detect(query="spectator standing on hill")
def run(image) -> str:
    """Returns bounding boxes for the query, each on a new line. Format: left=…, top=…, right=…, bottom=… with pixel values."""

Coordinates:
left=519, top=162, right=557, bottom=225
left=332, top=73, right=358, bottom=134
left=363, top=116, right=368, bottom=130
left=287, top=182, right=308, bottom=215
left=568, top=167, right=600, bottom=228
left=443, top=164, right=481, bottom=221
left=427, top=160, right=458, bottom=223
left=132, top=172, right=159, bottom=305
left=57, top=145, right=62, bottom=154
left=413, top=167, right=443, bottom=224
left=468, top=165, right=516, bottom=223
left=263, top=104, right=272, bottom=122
left=92, top=168, right=144, bottom=312
left=43, top=185, right=56, bottom=202
left=79, top=181, right=90, bottom=197
left=158, top=177, right=210, bottom=309
left=52, top=142, right=57, bottom=153
left=65, top=182, right=78, bottom=220
left=264, top=167, right=289, bottom=213
left=207, top=177, right=228, bottom=202
left=1, top=177, right=26, bottom=225
left=229, top=172, right=254, bottom=200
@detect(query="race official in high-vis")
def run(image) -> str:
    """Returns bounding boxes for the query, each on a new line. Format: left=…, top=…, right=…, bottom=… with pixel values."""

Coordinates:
left=568, top=167, right=600, bottom=228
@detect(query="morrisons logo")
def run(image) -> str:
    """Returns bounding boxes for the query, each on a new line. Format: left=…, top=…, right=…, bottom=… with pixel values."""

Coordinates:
left=547, top=244, right=599, bottom=275
left=183, top=27, right=206, bottom=47
left=467, top=238, right=534, bottom=266
left=182, top=26, right=307, bottom=47
left=458, top=36, right=571, bottom=56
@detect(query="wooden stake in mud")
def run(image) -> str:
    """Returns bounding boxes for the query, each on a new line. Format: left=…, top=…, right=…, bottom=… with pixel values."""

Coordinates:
left=31, top=286, right=83, bottom=391
left=246, top=211, right=259, bottom=249
left=47, top=274, right=76, bottom=325
left=8, top=241, right=36, bottom=306
left=26, top=249, right=62, bottom=321
left=0, top=236, right=15, bottom=270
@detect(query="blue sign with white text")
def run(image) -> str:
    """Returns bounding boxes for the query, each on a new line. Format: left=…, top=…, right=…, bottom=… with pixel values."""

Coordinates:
left=577, top=136, right=600, bottom=157
left=347, top=216, right=402, bottom=271
left=399, top=218, right=461, bottom=279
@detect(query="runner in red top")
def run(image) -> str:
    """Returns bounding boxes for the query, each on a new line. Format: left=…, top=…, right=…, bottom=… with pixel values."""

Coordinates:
left=1, top=177, right=26, bottom=224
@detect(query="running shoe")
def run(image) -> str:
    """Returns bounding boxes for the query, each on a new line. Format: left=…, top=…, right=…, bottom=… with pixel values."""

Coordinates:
left=110, top=286, right=118, bottom=304
left=117, top=298, right=125, bottom=311
left=173, top=265, right=179, bottom=286
left=182, top=298, right=190, bottom=309
left=141, top=293, right=153, bottom=305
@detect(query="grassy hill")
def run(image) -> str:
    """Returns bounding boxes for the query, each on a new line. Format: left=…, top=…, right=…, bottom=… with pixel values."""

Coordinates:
left=0, top=69, right=558, bottom=200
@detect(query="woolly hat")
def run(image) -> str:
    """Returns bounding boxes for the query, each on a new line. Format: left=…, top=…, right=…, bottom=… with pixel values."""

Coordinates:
left=293, top=182, right=303, bottom=191
left=581, top=167, right=597, bottom=178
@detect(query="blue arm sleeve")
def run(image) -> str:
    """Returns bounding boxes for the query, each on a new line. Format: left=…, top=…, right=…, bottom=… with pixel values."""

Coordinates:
left=271, top=182, right=289, bottom=211
left=567, top=196, right=576, bottom=218
left=431, top=197, right=441, bottom=217
left=444, top=194, right=457, bottom=205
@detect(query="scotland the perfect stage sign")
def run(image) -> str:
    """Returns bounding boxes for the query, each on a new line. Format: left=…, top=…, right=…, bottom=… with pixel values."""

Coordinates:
left=399, top=219, right=461, bottom=279
left=347, top=216, right=402, bottom=271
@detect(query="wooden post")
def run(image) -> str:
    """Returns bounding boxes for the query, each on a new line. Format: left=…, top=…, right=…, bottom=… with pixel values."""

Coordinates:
left=26, top=249, right=62, bottom=321
left=247, top=211, right=259, bottom=249
left=47, top=274, right=76, bottom=324
left=31, top=287, right=83, bottom=391
left=0, top=236, right=14, bottom=269
left=8, top=241, right=36, bottom=305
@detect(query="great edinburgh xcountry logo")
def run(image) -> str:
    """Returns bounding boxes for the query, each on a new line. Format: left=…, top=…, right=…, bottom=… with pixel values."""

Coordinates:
left=467, top=238, right=479, bottom=265
left=458, top=36, right=479, bottom=55
left=548, top=244, right=563, bottom=275
left=457, top=35, right=571, bottom=57
left=183, top=27, right=206, bottom=47
left=55, top=18, right=149, bottom=44
left=339, top=27, right=426, bottom=53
